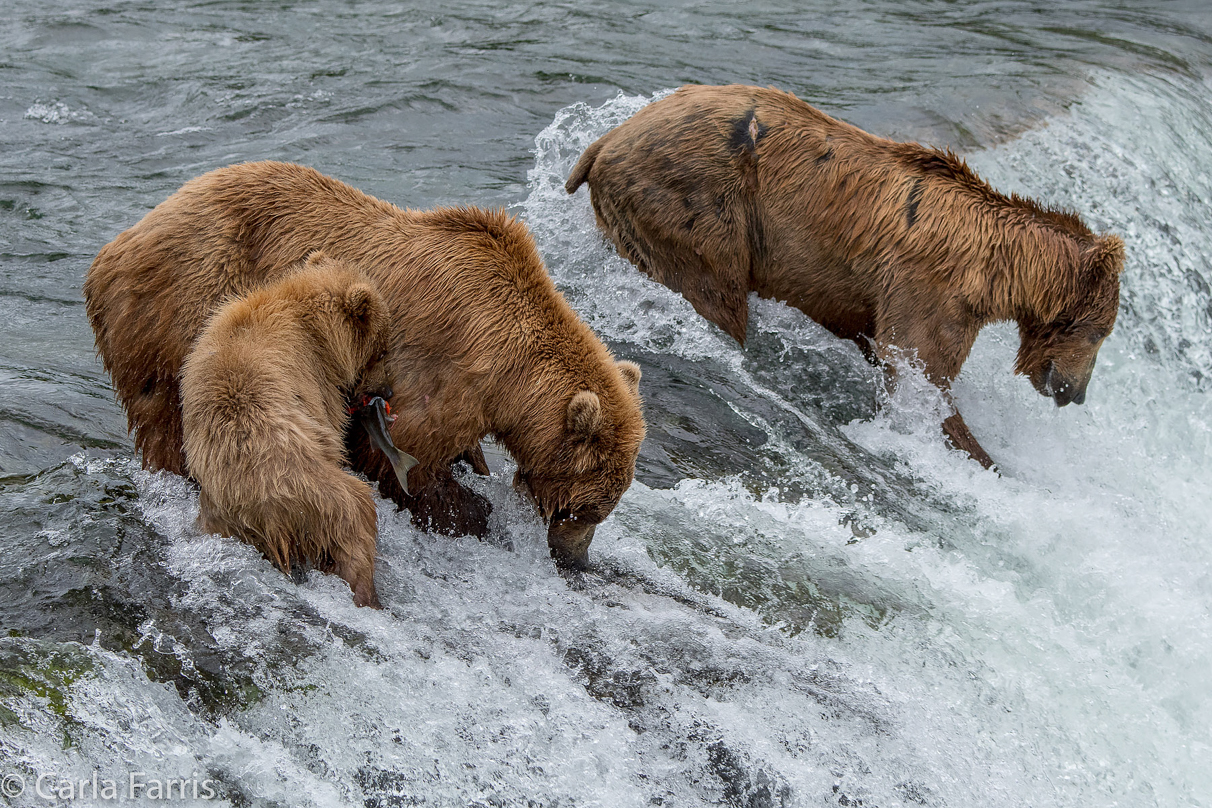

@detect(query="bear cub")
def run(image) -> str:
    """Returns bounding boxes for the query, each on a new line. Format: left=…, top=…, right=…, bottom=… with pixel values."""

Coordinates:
left=180, top=253, right=395, bottom=608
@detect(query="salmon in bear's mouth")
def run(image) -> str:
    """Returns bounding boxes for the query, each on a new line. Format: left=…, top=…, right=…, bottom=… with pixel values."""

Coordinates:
left=352, top=395, right=419, bottom=495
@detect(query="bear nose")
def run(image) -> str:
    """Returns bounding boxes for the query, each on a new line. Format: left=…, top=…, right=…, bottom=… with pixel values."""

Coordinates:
left=1072, top=388, right=1086, bottom=406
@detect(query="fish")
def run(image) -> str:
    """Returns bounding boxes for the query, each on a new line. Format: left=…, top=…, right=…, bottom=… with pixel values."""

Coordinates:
left=356, top=396, right=419, bottom=495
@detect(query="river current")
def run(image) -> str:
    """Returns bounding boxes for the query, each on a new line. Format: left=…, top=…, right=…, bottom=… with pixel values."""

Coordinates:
left=1, top=2, right=1210, bottom=806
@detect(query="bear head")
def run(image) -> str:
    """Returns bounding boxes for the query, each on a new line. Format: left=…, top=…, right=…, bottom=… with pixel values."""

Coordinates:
left=1016, top=234, right=1125, bottom=407
left=296, top=252, right=395, bottom=405
left=514, top=360, right=645, bottom=569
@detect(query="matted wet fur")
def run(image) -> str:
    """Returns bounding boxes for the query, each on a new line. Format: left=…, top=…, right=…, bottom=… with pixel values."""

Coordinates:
left=180, top=254, right=393, bottom=608
left=567, top=84, right=1124, bottom=468
left=86, top=161, right=645, bottom=567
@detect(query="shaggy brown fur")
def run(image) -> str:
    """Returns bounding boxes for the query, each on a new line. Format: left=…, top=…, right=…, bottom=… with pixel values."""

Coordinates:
left=85, top=161, right=645, bottom=567
left=180, top=254, right=393, bottom=608
left=567, top=84, right=1125, bottom=468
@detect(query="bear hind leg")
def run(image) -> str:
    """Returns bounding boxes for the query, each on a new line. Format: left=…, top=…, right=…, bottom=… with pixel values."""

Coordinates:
left=592, top=185, right=751, bottom=344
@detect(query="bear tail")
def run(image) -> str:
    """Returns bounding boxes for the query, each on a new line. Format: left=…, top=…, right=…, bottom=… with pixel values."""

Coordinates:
left=565, top=140, right=604, bottom=194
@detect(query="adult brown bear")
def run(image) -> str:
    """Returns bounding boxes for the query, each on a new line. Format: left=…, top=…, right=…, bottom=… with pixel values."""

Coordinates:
left=181, top=254, right=395, bottom=608
left=565, top=84, right=1124, bottom=469
left=85, top=161, right=646, bottom=568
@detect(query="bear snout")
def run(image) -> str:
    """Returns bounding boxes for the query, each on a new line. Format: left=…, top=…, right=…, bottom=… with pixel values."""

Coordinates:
left=1052, top=382, right=1087, bottom=408
left=1044, top=362, right=1090, bottom=408
left=547, top=515, right=596, bottom=571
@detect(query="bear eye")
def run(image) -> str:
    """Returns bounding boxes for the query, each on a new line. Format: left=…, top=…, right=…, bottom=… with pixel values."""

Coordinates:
left=1067, top=321, right=1105, bottom=344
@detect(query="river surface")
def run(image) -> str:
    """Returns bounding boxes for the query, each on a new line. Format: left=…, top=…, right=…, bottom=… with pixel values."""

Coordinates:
left=2, top=2, right=1211, bottom=806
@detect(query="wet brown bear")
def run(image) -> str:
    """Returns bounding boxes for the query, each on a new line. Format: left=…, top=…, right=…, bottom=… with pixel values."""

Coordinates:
left=181, top=253, right=394, bottom=608
left=566, top=84, right=1125, bottom=469
left=85, top=161, right=645, bottom=567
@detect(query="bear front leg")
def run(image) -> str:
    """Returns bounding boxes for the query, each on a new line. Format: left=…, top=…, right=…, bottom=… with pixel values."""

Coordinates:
left=874, top=294, right=993, bottom=469
left=381, top=461, right=493, bottom=538
left=412, top=465, right=492, bottom=537
left=325, top=475, right=383, bottom=609
left=876, top=356, right=995, bottom=470
left=941, top=411, right=996, bottom=471
left=334, top=551, right=381, bottom=609
left=346, top=427, right=493, bottom=538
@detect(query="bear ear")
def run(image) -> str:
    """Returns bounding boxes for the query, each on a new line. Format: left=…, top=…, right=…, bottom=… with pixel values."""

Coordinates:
left=617, top=361, right=641, bottom=395
left=567, top=391, right=603, bottom=441
left=343, top=285, right=382, bottom=334
left=303, top=250, right=330, bottom=270
left=1087, top=234, right=1125, bottom=277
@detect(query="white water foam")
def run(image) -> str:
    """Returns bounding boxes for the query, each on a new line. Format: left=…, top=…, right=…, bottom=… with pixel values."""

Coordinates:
left=23, top=100, right=96, bottom=125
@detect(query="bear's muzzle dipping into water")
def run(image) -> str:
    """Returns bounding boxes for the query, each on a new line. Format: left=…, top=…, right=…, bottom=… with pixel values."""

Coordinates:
left=566, top=84, right=1124, bottom=469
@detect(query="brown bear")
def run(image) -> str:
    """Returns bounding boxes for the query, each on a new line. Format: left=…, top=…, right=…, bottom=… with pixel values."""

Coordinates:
left=566, top=84, right=1125, bottom=469
left=84, top=161, right=645, bottom=568
left=180, top=253, right=395, bottom=608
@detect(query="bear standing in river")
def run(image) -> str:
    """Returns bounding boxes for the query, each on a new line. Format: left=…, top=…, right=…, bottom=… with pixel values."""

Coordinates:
left=566, top=84, right=1124, bottom=469
left=85, top=161, right=645, bottom=568
left=180, top=254, right=395, bottom=608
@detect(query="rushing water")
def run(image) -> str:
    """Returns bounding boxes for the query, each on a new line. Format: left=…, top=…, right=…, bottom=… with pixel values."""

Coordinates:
left=2, top=2, right=1211, bottom=806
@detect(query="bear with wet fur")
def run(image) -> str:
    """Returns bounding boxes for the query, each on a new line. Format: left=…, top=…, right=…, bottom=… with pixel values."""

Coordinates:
left=85, top=161, right=645, bottom=568
left=180, top=253, right=393, bottom=608
left=566, top=84, right=1125, bottom=469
